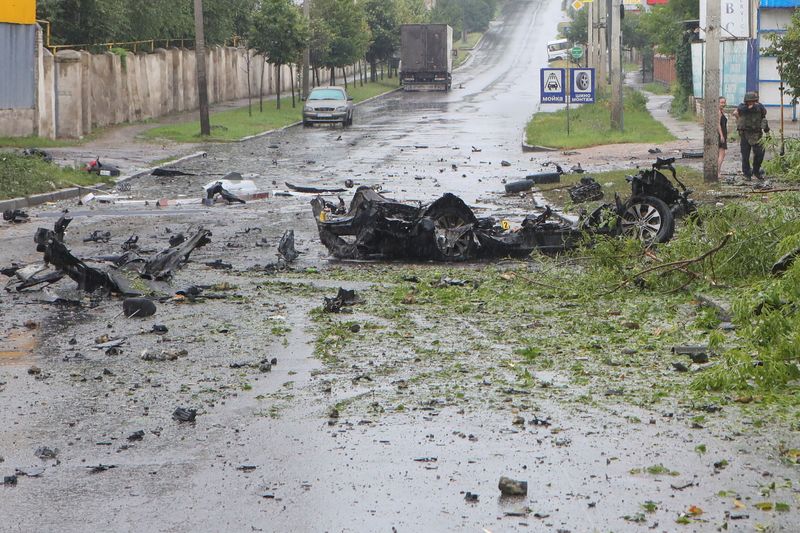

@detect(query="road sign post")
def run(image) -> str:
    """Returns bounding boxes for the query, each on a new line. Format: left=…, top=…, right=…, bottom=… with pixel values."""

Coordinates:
left=540, top=68, right=566, bottom=104
left=569, top=68, right=596, bottom=104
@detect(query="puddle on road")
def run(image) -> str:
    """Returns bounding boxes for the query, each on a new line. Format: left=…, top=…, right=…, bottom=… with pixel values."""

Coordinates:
left=0, top=328, right=37, bottom=365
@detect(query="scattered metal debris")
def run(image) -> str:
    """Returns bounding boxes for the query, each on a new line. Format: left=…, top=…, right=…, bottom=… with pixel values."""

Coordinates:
left=285, top=182, right=347, bottom=194
left=85, top=158, right=120, bottom=176
left=141, top=229, right=211, bottom=280
left=277, top=230, right=299, bottom=263
left=3, top=209, right=30, bottom=223
left=498, top=476, right=528, bottom=496
left=323, top=288, right=361, bottom=313
left=172, top=407, right=197, bottom=422
left=123, top=297, right=157, bottom=318
left=83, top=230, right=111, bottom=243
left=569, top=176, right=603, bottom=203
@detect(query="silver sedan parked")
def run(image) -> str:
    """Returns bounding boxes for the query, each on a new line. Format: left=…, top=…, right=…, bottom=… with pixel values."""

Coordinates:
left=302, top=86, right=354, bottom=127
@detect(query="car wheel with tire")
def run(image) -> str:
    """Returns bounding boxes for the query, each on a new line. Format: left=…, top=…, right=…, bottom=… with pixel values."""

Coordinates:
left=620, top=195, right=674, bottom=244
left=431, top=207, right=475, bottom=261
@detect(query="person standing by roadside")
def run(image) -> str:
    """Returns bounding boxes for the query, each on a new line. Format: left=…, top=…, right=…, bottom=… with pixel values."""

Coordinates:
left=734, top=91, right=769, bottom=179
left=718, top=96, right=728, bottom=180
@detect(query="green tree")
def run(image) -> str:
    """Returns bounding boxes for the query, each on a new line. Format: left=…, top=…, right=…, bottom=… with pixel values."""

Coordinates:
left=250, top=0, right=309, bottom=109
left=364, top=0, right=401, bottom=81
left=397, top=0, right=430, bottom=24
left=430, top=0, right=495, bottom=40
left=564, top=7, right=588, bottom=44
left=764, top=9, right=800, bottom=102
left=311, top=0, right=371, bottom=85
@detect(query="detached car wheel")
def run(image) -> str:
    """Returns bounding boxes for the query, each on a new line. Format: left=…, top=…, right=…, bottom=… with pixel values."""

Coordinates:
left=431, top=207, right=475, bottom=261
left=620, top=195, right=674, bottom=244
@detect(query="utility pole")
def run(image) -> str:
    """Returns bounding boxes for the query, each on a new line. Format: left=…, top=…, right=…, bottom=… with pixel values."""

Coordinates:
left=193, top=0, right=210, bottom=136
left=587, top=1, right=595, bottom=69
left=702, top=0, right=720, bottom=182
left=596, top=0, right=607, bottom=85
left=610, top=0, right=623, bottom=130
left=302, top=0, right=310, bottom=98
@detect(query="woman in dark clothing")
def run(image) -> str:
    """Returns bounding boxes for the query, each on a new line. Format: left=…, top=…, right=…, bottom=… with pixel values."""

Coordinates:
left=718, top=96, right=728, bottom=180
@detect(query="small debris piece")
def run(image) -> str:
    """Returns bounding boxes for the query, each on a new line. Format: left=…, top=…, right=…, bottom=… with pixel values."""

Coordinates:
left=141, top=229, right=212, bottom=280
left=569, top=176, right=603, bottom=203
left=150, top=324, right=168, bottom=334
left=501, top=160, right=511, bottom=167
left=672, top=362, right=689, bottom=372
left=206, top=181, right=246, bottom=204
left=277, top=230, right=300, bottom=263
left=204, top=259, right=232, bottom=270
left=34, top=447, right=58, bottom=460
left=236, top=465, right=257, bottom=472
left=681, top=150, right=703, bottom=159
left=4, top=475, right=18, bottom=486
left=648, top=147, right=662, bottom=154
left=323, top=288, right=360, bottom=313
left=344, top=179, right=354, bottom=188
left=123, top=297, right=157, bottom=318
left=672, top=345, right=710, bottom=364
left=83, top=230, right=111, bottom=243
left=285, top=182, right=346, bottom=194
left=87, top=464, right=116, bottom=474
left=464, top=492, right=479, bottom=502
left=498, top=476, right=528, bottom=496
left=670, top=481, right=695, bottom=490
left=15, top=466, right=45, bottom=477
left=127, top=430, right=145, bottom=442
left=505, top=507, right=531, bottom=517
left=27, top=366, right=42, bottom=376
left=3, top=209, right=30, bottom=223
left=151, top=168, right=194, bottom=177
left=21, top=147, right=53, bottom=162
left=172, top=407, right=197, bottom=422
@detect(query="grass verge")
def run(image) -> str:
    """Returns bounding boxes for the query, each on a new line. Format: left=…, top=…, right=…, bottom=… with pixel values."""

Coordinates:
left=143, top=78, right=400, bottom=143
left=453, top=32, right=483, bottom=68
left=0, top=153, right=112, bottom=200
left=525, top=88, right=675, bottom=149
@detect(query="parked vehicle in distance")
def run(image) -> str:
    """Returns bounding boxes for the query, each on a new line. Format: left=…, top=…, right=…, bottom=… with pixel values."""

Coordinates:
left=547, top=39, right=570, bottom=62
left=302, top=86, right=354, bottom=127
left=400, top=24, right=453, bottom=91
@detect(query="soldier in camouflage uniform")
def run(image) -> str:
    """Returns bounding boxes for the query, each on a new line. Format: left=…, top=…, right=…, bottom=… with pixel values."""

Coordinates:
left=734, top=91, right=769, bottom=179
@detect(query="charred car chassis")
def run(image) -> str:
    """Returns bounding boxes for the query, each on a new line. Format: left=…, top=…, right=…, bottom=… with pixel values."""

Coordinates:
left=310, top=158, right=694, bottom=261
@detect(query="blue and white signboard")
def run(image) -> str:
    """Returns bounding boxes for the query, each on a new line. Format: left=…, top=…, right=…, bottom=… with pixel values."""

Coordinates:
left=540, top=68, right=565, bottom=103
left=569, top=68, right=595, bottom=103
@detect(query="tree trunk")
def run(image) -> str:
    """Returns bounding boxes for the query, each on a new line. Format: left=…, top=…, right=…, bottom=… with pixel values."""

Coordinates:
left=276, top=64, right=281, bottom=110
left=259, top=58, right=265, bottom=112
left=246, top=53, right=252, bottom=117
left=314, top=67, right=319, bottom=87
left=359, top=61, right=364, bottom=86
left=290, top=64, right=296, bottom=108
left=370, top=59, right=376, bottom=82
left=330, top=66, right=335, bottom=86
left=342, top=67, right=347, bottom=89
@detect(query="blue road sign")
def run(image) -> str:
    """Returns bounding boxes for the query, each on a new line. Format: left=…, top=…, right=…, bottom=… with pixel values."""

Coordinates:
left=540, top=68, right=565, bottom=104
left=569, top=68, right=595, bottom=103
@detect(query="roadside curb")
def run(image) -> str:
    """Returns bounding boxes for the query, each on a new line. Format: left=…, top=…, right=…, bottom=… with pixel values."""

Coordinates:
left=521, top=133, right=558, bottom=153
left=0, top=150, right=208, bottom=213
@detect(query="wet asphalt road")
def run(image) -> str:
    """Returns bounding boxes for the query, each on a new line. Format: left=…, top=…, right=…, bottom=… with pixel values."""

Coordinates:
left=3, top=1, right=799, bottom=532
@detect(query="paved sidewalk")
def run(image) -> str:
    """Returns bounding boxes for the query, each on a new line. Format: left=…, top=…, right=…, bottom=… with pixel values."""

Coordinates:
left=626, top=71, right=703, bottom=143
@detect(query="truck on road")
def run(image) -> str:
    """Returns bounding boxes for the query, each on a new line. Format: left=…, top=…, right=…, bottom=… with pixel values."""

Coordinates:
left=400, top=24, right=453, bottom=91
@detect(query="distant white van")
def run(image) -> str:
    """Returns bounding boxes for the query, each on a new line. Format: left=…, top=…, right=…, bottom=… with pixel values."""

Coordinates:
left=547, top=39, right=571, bottom=62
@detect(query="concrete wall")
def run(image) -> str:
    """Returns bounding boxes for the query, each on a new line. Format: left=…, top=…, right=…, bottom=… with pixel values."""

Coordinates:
left=0, top=40, right=353, bottom=139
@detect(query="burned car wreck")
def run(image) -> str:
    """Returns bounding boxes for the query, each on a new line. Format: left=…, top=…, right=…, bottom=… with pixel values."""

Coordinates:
left=310, top=158, right=694, bottom=261
left=311, top=187, right=587, bottom=261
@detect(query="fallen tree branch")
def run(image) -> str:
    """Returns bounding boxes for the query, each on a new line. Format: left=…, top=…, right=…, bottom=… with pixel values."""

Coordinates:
left=601, top=233, right=733, bottom=295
